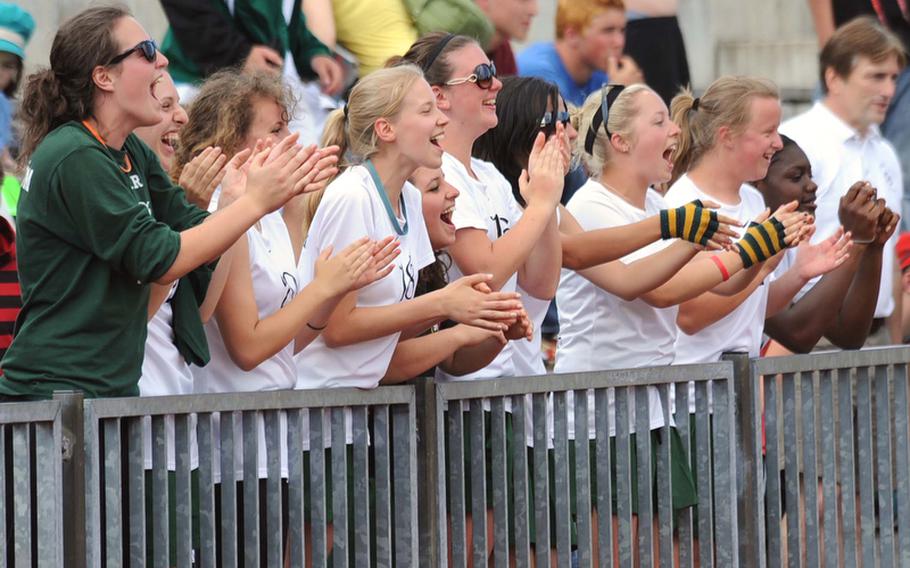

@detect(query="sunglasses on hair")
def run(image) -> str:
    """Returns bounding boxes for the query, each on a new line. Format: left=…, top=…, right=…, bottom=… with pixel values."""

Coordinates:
left=539, top=110, right=570, bottom=136
left=444, top=62, right=497, bottom=90
left=107, top=39, right=158, bottom=66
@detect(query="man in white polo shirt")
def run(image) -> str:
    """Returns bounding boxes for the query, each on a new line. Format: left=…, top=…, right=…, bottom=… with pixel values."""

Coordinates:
left=780, top=16, right=907, bottom=344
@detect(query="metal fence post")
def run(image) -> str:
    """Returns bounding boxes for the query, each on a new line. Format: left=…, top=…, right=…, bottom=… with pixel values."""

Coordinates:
left=722, top=352, right=765, bottom=566
left=415, top=378, right=440, bottom=566
left=53, top=390, right=85, bottom=568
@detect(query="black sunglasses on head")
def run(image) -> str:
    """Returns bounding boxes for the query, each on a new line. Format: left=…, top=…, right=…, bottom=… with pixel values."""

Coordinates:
left=539, top=110, right=570, bottom=136
left=444, top=62, right=497, bottom=90
left=108, top=39, right=158, bottom=66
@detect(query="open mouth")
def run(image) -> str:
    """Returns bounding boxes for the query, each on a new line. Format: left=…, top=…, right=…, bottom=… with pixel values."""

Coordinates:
left=430, top=131, right=445, bottom=150
left=150, top=75, right=162, bottom=101
left=482, top=98, right=496, bottom=111
left=662, top=143, right=677, bottom=166
left=160, top=132, right=179, bottom=153
left=440, top=204, right=455, bottom=226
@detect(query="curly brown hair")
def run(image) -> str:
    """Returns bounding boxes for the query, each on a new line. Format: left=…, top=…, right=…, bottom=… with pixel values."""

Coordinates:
left=173, top=70, right=295, bottom=180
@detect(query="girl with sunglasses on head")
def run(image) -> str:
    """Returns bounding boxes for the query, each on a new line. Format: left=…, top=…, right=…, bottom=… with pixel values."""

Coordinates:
left=0, top=7, right=322, bottom=401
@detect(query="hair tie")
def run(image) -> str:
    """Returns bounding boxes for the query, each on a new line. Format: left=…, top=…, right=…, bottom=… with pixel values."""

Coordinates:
left=692, top=97, right=700, bottom=111
left=343, top=104, right=349, bottom=120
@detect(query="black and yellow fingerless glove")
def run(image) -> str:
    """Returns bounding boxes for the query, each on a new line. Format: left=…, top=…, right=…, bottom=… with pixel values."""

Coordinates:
left=660, top=199, right=720, bottom=247
left=736, top=217, right=787, bottom=268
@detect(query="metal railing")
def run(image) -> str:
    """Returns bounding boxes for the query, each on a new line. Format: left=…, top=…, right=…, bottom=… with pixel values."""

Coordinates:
left=0, top=397, right=65, bottom=567
left=2, top=346, right=910, bottom=567
left=422, top=362, right=739, bottom=568
left=744, top=346, right=910, bottom=568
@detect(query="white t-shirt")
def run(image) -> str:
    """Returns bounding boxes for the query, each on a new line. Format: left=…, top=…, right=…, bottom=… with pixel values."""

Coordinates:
left=555, top=179, right=672, bottom=437
left=664, top=175, right=771, bottom=363
left=295, top=165, right=434, bottom=390
left=193, top=210, right=302, bottom=480
left=139, top=282, right=197, bottom=470
left=781, top=102, right=903, bottom=318
left=435, top=152, right=526, bottom=383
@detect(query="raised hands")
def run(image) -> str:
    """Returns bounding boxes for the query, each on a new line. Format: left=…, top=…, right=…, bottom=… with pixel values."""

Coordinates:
left=838, top=181, right=883, bottom=243
left=313, top=236, right=401, bottom=298
left=520, top=125, right=566, bottom=208
left=178, top=146, right=228, bottom=209
left=440, top=273, right=525, bottom=331
left=660, top=199, right=742, bottom=249
left=737, top=201, right=812, bottom=267
left=794, top=226, right=853, bottom=280
left=244, top=133, right=342, bottom=215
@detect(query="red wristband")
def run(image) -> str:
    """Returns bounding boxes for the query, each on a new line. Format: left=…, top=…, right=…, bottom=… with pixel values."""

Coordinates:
left=710, top=254, right=730, bottom=282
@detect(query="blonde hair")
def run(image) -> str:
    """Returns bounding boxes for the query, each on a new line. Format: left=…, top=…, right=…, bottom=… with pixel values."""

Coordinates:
left=576, top=83, right=652, bottom=174
left=669, top=76, right=779, bottom=185
left=303, top=64, right=426, bottom=233
left=556, top=0, right=625, bottom=39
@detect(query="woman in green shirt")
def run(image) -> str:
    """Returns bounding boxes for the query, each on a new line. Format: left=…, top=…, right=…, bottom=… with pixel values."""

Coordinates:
left=0, top=6, right=335, bottom=399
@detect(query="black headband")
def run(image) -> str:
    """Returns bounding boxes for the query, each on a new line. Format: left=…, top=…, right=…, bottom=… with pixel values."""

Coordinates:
left=422, top=33, right=456, bottom=74
left=584, top=84, right=625, bottom=155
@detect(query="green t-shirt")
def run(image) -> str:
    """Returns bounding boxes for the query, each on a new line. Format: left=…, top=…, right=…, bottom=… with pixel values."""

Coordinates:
left=0, top=122, right=208, bottom=399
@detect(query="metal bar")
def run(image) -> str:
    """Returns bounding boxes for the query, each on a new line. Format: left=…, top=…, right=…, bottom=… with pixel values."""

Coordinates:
left=175, top=414, right=193, bottom=568
left=711, top=378, right=738, bottom=566
left=433, top=389, right=449, bottom=568
left=754, top=346, right=910, bottom=375
left=220, top=411, right=238, bottom=568
left=12, top=423, right=32, bottom=568
left=83, top=404, right=102, bottom=568
left=35, top=419, right=63, bottom=567
left=352, top=406, right=371, bottom=567
left=764, top=374, right=782, bottom=567
left=837, top=368, right=859, bottom=566
left=241, top=410, right=260, bottom=568
left=489, top=397, right=508, bottom=568
left=782, top=372, right=802, bottom=567
left=655, top=384, right=674, bottom=568
left=673, top=384, right=693, bottom=568
left=468, top=399, right=487, bottom=568
left=694, top=381, right=714, bottom=568
left=197, top=412, right=216, bottom=568
left=594, top=388, right=614, bottom=568
left=819, top=370, right=838, bottom=566
left=801, top=371, right=820, bottom=568
left=615, top=387, right=634, bottom=567
left=393, top=401, right=419, bottom=567
left=634, top=386, right=655, bottom=568
left=574, top=390, right=593, bottom=567
left=330, top=407, right=348, bottom=568
left=532, top=393, right=550, bottom=567
left=374, top=405, right=392, bottom=566
left=264, top=410, right=283, bottom=568
left=287, top=409, right=305, bottom=568
left=893, top=363, right=910, bottom=565
left=510, top=394, right=530, bottom=567
left=875, top=365, right=896, bottom=567
left=308, top=409, right=327, bottom=568
left=447, top=403, right=466, bottom=568
left=855, top=367, right=877, bottom=567
left=126, top=417, right=145, bottom=566
left=54, top=391, right=85, bottom=568
left=0, top=425, right=6, bottom=565
left=103, top=419, right=123, bottom=567
left=151, top=415, right=168, bottom=568
left=552, top=391, right=571, bottom=567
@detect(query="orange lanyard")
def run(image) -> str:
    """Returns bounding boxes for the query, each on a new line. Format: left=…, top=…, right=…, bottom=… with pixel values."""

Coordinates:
left=81, top=119, right=133, bottom=173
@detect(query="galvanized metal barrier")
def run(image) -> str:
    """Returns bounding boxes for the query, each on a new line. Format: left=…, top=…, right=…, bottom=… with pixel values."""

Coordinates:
left=421, top=362, right=740, bottom=568
left=741, top=346, right=910, bottom=568
left=81, top=386, right=419, bottom=568
left=0, top=397, right=65, bottom=567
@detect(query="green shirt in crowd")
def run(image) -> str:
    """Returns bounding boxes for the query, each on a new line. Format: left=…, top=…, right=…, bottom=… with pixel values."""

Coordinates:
left=0, top=122, right=208, bottom=399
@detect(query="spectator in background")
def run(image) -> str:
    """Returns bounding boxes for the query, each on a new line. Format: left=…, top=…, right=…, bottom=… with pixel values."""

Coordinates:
left=160, top=0, right=345, bottom=145
left=517, top=0, right=642, bottom=108
left=0, top=3, right=34, bottom=218
left=623, top=0, right=691, bottom=105
left=475, top=0, right=539, bottom=76
left=807, top=0, right=910, bottom=233
left=780, top=16, right=907, bottom=344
